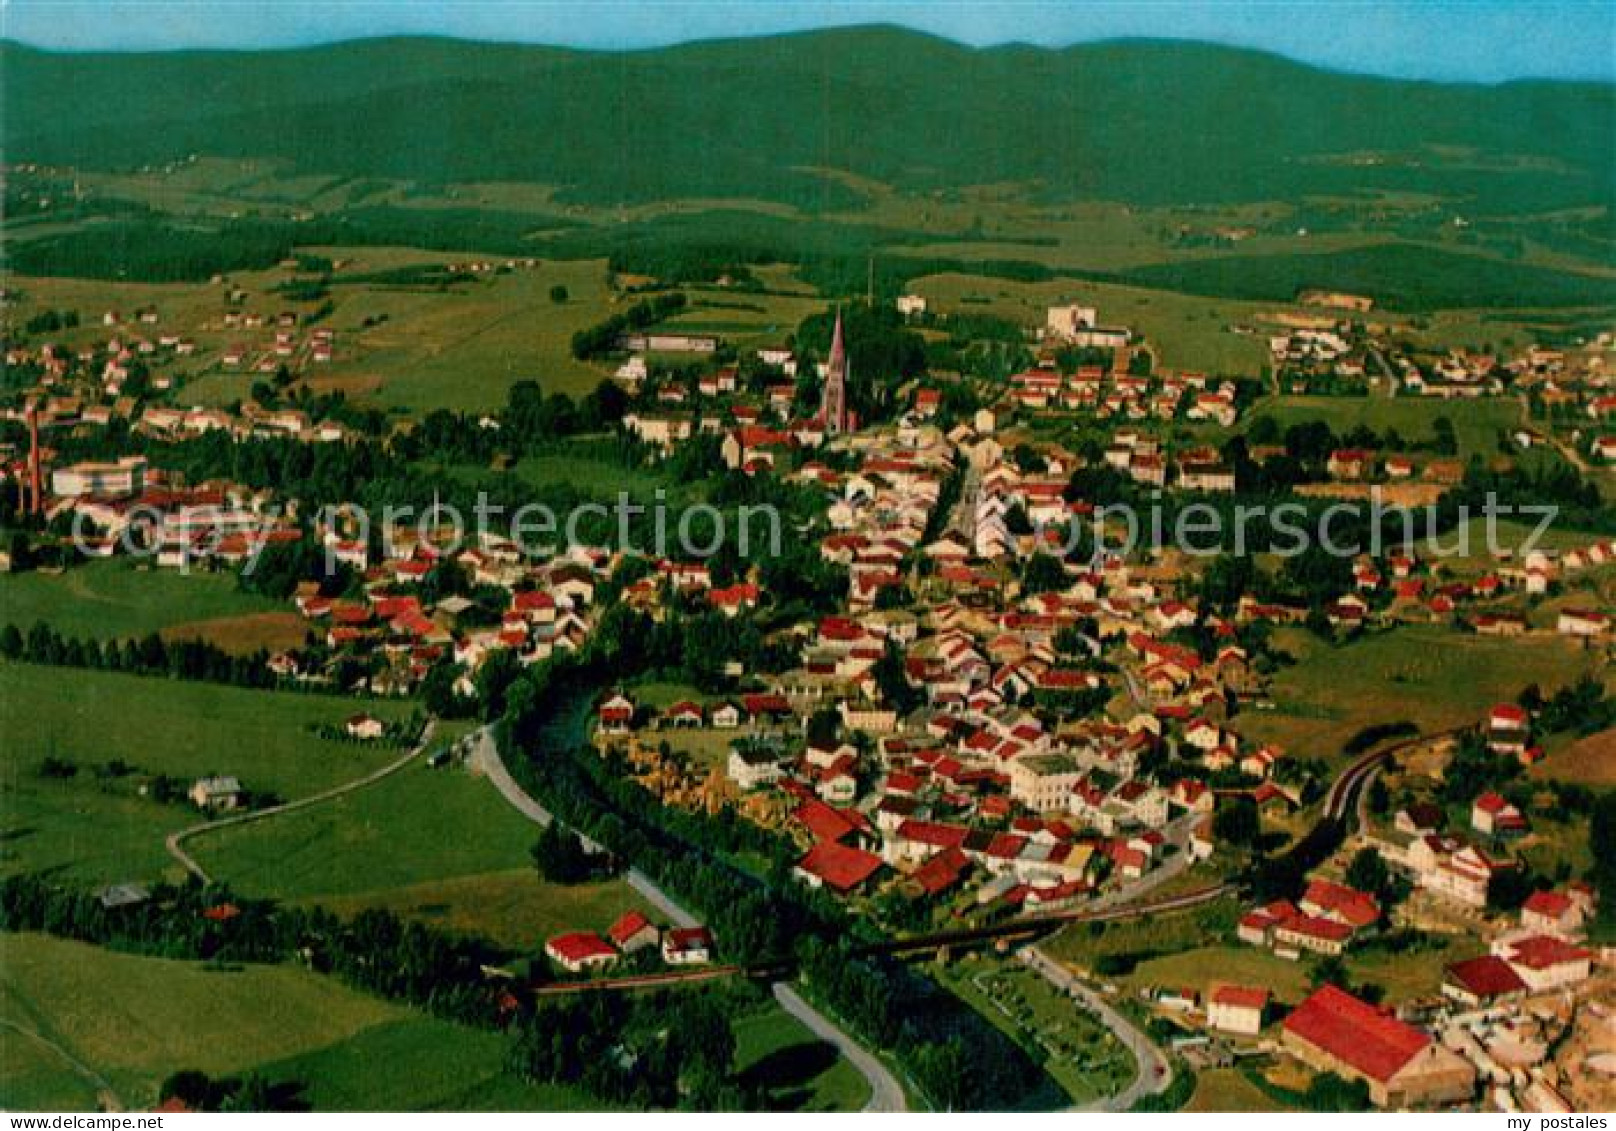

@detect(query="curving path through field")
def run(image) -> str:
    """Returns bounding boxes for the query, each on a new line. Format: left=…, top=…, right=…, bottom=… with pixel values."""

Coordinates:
left=164, top=720, right=437, bottom=883
left=0, top=1017, right=123, bottom=1112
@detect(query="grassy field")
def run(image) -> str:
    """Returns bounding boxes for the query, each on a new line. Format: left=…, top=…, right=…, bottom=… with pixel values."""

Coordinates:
left=1345, top=935, right=1466, bottom=1003
left=1185, top=1067, right=1292, bottom=1113
left=936, top=953, right=1133, bottom=1107
left=9, top=245, right=620, bottom=416
left=1110, top=945, right=1311, bottom=1006
left=1, top=932, right=396, bottom=1109
left=0, top=559, right=286, bottom=641
left=0, top=660, right=412, bottom=885
left=1042, top=897, right=1243, bottom=975
left=911, top=271, right=1273, bottom=375
left=255, top=1015, right=604, bottom=1112
left=300, top=249, right=618, bottom=411
left=732, top=1002, right=871, bottom=1112
left=194, top=759, right=650, bottom=947
left=1241, top=393, right=1520, bottom=460
left=1535, top=726, right=1616, bottom=788
left=1240, top=625, right=1595, bottom=760
left=1437, top=517, right=1596, bottom=573
left=657, top=285, right=825, bottom=350
left=0, top=933, right=588, bottom=1112
left=312, top=869, right=648, bottom=951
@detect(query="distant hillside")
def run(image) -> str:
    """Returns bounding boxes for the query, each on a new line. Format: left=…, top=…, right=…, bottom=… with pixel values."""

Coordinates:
left=4, top=28, right=1612, bottom=212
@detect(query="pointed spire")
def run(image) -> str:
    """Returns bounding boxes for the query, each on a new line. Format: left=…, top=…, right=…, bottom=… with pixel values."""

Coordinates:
left=821, top=306, right=850, bottom=436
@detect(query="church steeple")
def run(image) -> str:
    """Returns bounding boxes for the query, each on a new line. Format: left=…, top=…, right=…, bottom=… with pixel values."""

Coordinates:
left=821, top=307, right=850, bottom=436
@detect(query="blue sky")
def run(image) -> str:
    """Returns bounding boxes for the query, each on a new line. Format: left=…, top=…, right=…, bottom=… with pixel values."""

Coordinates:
left=4, top=1, right=1613, bottom=82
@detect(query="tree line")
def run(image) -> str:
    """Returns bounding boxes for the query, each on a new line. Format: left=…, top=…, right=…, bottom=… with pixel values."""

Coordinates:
left=490, top=608, right=1062, bottom=1111
left=0, top=874, right=767, bottom=1110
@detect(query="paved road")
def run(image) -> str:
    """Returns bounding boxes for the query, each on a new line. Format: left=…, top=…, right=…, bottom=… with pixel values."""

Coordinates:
left=466, top=726, right=698, bottom=927
left=468, top=725, right=904, bottom=1110
left=1009, top=815, right=1198, bottom=1112
left=1018, top=947, right=1171, bottom=1112
left=165, top=720, right=437, bottom=883
left=773, top=983, right=907, bottom=1113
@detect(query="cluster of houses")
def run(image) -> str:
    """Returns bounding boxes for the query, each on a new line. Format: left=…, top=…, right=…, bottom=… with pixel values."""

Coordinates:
left=1007, top=362, right=1240, bottom=429
left=543, top=911, right=714, bottom=974
left=1164, top=870, right=1600, bottom=1112
left=1239, top=878, right=1383, bottom=958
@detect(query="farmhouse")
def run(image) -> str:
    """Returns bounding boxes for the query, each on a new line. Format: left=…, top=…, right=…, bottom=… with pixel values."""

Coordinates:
left=188, top=775, right=243, bottom=811
left=546, top=931, right=618, bottom=974
left=607, top=911, right=659, bottom=955
left=1495, top=935, right=1593, bottom=991
left=662, top=926, right=715, bottom=965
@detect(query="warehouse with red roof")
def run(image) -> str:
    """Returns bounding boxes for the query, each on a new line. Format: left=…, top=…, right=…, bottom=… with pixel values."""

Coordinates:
left=1282, top=985, right=1474, bottom=1108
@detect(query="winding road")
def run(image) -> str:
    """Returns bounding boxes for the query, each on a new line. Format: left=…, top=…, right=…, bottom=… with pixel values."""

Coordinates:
left=164, top=720, right=438, bottom=883
left=1019, top=948, right=1170, bottom=1112
left=467, top=726, right=907, bottom=1112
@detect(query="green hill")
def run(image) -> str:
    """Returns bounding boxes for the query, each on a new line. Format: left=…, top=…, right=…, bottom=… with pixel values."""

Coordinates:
left=4, top=27, right=1611, bottom=211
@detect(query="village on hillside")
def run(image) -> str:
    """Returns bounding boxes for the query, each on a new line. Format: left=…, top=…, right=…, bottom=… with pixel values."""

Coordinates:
left=3, top=259, right=1614, bottom=1117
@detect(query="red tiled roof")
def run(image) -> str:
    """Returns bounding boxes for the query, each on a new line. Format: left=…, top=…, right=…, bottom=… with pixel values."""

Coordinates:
left=1279, top=913, right=1354, bottom=944
left=664, top=926, right=713, bottom=954
left=1284, top=985, right=1430, bottom=1083
left=796, top=840, right=883, bottom=892
left=897, top=819, right=969, bottom=849
left=794, top=799, right=856, bottom=843
left=912, top=847, right=970, bottom=896
left=608, top=910, right=655, bottom=947
left=742, top=693, right=791, bottom=716
left=546, top=931, right=616, bottom=965
left=1506, top=935, right=1591, bottom=971
left=1302, top=879, right=1381, bottom=929
left=1522, top=890, right=1574, bottom=919
left=1445, top=955, right=1527, bottom=999
left=1211, top=984, right=1270, bottom=1011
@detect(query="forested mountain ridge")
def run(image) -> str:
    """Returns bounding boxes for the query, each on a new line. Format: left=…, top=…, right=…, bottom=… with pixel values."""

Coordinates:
left=5, top=27, right=1611, bottom=210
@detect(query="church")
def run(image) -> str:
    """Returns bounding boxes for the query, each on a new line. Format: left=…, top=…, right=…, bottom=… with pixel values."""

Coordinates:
left=820, top=308, right=852, bottom=435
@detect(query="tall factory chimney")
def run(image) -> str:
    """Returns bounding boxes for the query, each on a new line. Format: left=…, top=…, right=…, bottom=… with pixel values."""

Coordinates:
left=26, top=399, right=43, bottom=516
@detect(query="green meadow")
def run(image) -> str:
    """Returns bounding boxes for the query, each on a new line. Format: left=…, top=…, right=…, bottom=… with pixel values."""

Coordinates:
left=194, top=758, right=652, bottom=948
left=0, top=932, right=589, bottom=1112
left=0, top=660, right=413, bottom=885
left=0, top=558, right=284, bottom=641
left=1240, top=625, right=1595, bottom=760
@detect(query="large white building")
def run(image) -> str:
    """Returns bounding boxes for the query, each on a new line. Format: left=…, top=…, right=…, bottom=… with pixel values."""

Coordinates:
left=1045, top=303, right=1097, bottom=341
left=1009, top=753, right=1081, bottom=813
left=51, top=456, right=147, bottom=498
